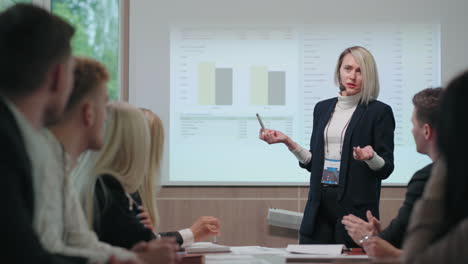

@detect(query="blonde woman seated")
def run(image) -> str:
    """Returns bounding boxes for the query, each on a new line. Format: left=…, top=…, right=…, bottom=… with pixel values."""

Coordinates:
left=76, top=102, right=220, bottom=250
left=136, top=108, right=220, bottom=247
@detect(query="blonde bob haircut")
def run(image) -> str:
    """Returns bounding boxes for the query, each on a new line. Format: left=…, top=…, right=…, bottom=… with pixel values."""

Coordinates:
left=334, top=46, right=380, bottom=104
left=76, top=102, right=151, bottom=227
left=139, top=108, right=165, bottom=230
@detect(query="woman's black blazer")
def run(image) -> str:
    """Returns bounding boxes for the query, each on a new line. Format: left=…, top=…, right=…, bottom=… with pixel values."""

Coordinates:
left=299, top=97, right=395, bottom=237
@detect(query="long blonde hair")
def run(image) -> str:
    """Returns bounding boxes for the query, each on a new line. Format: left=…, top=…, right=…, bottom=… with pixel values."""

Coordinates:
left=74, top=102, right=151, bottom=227
left=139, top=108, right=164, bottom=230
left=334, top=46, right=380, bottom=104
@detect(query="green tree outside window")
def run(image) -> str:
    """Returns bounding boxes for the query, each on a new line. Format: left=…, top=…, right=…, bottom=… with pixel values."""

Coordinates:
left=52, top=0, right=120, bottom=100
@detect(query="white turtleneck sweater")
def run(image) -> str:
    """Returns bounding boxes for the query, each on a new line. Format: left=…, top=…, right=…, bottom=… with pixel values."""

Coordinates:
left=292, top=93, right=385, bottom=171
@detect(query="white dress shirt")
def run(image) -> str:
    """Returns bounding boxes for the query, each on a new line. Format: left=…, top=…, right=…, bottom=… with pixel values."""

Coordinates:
left=32, top=129, right=135, bottom=263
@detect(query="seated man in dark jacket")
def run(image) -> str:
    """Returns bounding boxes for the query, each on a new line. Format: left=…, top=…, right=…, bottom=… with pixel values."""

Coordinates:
left=0, top=3, right=85, bottom=264
left=341, top=87, right=443, bottom=258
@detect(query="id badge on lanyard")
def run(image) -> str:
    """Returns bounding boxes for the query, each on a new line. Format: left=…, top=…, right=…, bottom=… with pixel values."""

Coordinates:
left=321, top=158, right=340, bottom=185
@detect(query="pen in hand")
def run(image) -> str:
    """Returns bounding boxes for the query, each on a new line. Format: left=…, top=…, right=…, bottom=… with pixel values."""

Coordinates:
left=212, top=235, right=217, bottom=244
left=256, top=113, right=266, bottom=130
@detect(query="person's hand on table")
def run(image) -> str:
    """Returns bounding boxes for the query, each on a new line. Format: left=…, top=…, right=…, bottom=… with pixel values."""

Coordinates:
left=107, top=255, right=143, bottom=264
left=362, top=236, right=402, bottom=258
left=190, top=216, right=221, bottom=242
left=133, top=238, right=180, bottom=264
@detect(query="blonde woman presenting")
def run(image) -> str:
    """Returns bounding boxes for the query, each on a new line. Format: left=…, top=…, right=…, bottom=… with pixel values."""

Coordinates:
left=260, top=46, right=395, bottom=247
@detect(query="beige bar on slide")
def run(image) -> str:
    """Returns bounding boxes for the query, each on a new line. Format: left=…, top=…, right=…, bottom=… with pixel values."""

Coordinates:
left=250, top=66, right=268, bottom=105
left=198, top=62, right=216, bottom=105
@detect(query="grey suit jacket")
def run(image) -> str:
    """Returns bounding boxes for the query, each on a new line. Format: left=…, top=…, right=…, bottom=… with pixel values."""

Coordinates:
left=403, top=159, right=468, bottom=263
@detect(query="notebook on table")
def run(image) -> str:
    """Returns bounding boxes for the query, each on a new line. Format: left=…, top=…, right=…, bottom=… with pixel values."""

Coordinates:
left=184, top=242, right=231, bottom=254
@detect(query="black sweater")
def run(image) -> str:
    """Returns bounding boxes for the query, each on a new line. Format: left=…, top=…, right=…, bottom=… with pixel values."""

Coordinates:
left=379, top=163, right=433, bottom=248
left=94, top=174, right=183, bottom=249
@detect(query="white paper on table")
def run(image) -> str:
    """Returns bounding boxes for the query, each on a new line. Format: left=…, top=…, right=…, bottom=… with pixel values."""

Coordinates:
left=284, top=253, right=369, bottom=260
left=230, top=246, right=287, bottom=255
left=206, top=255, right=255, bottom=260
left=205, top=254, right=270, bottom=264
left=286, top=244, right=344, bottom=255
left=185, top=242, right=231, bottom=253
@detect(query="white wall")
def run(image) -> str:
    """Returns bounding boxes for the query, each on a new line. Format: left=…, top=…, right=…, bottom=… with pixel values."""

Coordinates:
left=129, top=0, right=468, bottom=185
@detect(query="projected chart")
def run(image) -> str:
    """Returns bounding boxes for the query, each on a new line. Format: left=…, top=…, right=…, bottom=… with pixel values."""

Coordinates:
left=250, top=67, right=286, bottom=105
left=169, top=24, right=440, bottom=185
left=171, top=25, right=299, bottom=110
left=198, top=63, right=233, bottom=105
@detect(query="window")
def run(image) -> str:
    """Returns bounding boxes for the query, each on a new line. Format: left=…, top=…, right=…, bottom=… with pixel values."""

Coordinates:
left=1, top=0, right=121, bottom=100
left=0, top=0, right=32, bottom=11
left=52, top=0, right=120, bottom=100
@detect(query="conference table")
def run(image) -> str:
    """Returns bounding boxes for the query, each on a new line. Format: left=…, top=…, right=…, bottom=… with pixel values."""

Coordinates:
left=181, top=245, right=402, bottom=264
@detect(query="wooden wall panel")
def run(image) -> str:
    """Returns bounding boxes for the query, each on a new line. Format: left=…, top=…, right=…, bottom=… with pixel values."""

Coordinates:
left=156, top=186, right=405, bottom=247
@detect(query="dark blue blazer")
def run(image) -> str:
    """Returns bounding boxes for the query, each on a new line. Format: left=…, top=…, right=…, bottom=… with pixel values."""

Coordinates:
left=299, top=97, right=395, bottom=237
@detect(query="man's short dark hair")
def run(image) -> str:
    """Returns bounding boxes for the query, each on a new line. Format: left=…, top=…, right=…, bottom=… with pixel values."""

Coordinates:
left=0, top=4, right=75, bottom=97
left=412, top=87, right=443, bottom=127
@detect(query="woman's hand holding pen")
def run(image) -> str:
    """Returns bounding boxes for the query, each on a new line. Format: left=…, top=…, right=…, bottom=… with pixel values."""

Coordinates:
left=259, top=129, right=297, bottom=151
left=259, top=129, right=287, bottom=144
left=353, top=145, right=375, bottom=161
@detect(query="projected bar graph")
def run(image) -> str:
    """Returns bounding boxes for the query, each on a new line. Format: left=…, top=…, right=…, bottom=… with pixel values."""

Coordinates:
left=250, top=66, right=286, bottom=105
left=198, top=62, right=233, bottom=105
left=215, top=68, right=233, bottom=105
left=251, top=66, right=268, bottom=105
left=268, top=71, right=286, bottom=105
left=198, top=62, right=215, bottom=105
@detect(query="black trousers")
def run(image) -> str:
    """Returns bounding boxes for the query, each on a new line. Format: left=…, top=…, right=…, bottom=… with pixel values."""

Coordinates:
left=299, top=186, right=358, bottom=248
